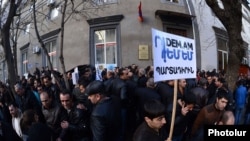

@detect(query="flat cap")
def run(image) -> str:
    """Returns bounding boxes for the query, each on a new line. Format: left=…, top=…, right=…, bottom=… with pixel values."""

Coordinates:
left=85, top=80, right=105, bottom=96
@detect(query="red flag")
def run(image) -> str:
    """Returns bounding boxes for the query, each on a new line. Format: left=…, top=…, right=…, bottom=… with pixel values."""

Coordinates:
left=138, top=1, right=143, bottom=22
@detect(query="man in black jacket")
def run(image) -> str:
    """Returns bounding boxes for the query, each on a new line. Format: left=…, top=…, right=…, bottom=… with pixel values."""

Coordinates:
left=106, top=68, right=129, bottom=141
left=40, top=91, right=68, bottom=140
left=133, top=99, right=166, bottom=141
left=14, top=83, right=45, bottom=123
left=85, top=80, right=121, bottom=141
left=0, top=119, right=22, bottom=141
left=58, top=89, right=91, bottom=141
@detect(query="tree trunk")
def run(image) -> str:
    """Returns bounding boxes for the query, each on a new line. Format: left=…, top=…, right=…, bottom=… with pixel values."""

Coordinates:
left=59, top=0, right=70, bottom=90
left=32, top=0, right=63, bottom=91
left=206, top=0, right=243, bottom=91
left=1, top=0, right=20, bottom=97
left=2, top=28, right=17, bottom=99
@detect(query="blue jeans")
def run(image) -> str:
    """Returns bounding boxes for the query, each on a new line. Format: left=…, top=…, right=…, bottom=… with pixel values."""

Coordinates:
left=244, top=112, right=250, bottom=125
left=234, top=106, right=244, bottom=125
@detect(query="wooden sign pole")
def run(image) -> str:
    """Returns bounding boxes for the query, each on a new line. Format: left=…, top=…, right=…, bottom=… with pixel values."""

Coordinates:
left=166, top=79, right=178, bottom=141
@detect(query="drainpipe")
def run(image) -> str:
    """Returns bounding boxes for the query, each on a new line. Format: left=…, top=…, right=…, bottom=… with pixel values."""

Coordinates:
left=185, top=0, right=201, bottom=70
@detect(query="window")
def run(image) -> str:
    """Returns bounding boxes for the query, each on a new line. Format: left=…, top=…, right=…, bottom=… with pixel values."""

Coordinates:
left=246, top=0, right=250, bottom=8
left=29, top=5, right=34, bottom=12
left=44, top=40, right=57, bottom=70
left=166, top=0, right=179, bottom=3
left=23, top=23, right=30, bottom=35
left=217, top=38, right=228, bottom=71
left=41, top=29, right=60, bottom=70
left=20, top=43, right=30, bottom=75
left=21, top=49, right=28, bottom=75
left=213, top=27, right=228, bottom=72
left=248, top=50, right=250, bottom=66
left=94, top=29, right=117, bottom=80
left=157, top=10, right=192, bottom=38
left=94, top=29, right=117, bottom=65
left=88, top=15, right=123, bottom=78
left=94, top=28, right=117, bottom=73
left=217, top=37, right=228, bottom=72
left=161, top=0, right=180, bottom=4
left=166, top=27, right=187, bottom=37
left=218, top=49, right=228, bottom=72
left=242, top=57, right=248, bottom=64
left=94, top=0, right=118, bottom=5
left=48, top=7, right=59, bottom=20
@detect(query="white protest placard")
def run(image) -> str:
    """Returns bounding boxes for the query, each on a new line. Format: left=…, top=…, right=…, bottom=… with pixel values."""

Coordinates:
left=72, top=72, right=79, bottom=85
left=72, top=67, right=79, bottom=84
left=152, top=28, right=197, bottom=82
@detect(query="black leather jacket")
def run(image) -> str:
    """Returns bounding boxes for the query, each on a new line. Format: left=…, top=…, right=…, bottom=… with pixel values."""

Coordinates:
left=15, top=89, right=45, bottom=123
left=133, top=121, right=165, bottom=141
left=60, top=107, right=91, bottom=141
left=90, top=97, right=121, bottom=141
left=109, top=78, right=128, bottom=108
left=42, top=102, right=68, bottom=139
left=189, top=86, right=209, bottom=113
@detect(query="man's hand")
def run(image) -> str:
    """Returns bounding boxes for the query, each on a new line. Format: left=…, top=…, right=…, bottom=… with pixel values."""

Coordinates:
left=61, top=120, right=69, bottom=129
left=77, top=103, right=87, bottom=110
left=181, top=105, right=189, bottom=116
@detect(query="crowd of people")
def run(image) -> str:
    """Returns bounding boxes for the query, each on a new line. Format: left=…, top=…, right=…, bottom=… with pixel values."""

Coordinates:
left=0, top=64, right=249, bottom=141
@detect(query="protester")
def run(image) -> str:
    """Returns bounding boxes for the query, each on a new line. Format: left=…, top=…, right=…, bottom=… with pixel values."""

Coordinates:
left=234, top=79, right=248, bottom=124
left=133, top=99, right=166, bottom=141
left=0, top=119, right=22, bottom=141
left=40, top=91, right=68, bottom=140
left=85, top=80, right=121, bottom=141
left=190, top=88, right=230, bottom=140
left=58, top=89, right=91, bottom=141
left=218, top=110, right=235, bottom=125
left=165, top=93, right=196, bottom=141
left=8, top=102, right=23, bottom=139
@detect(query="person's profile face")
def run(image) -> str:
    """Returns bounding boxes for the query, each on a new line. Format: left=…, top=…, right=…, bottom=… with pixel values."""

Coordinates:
left=79, top=85, right=85, bottom=93
left=15, top=88, right=23, bottom=96
left=88, top=94, right=99, bottom=104
left=146, top=115, right=166, bottom=131
left=8, top=105, right=17, bottom=117
left=43, top=78, right=51, bottom=87
left=216, top=97, right=228, bottom=111
left=207, top=76, right=212, bottom=84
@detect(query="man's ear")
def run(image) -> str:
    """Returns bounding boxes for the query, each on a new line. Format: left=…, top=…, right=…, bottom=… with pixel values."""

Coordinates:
left=144, top=116, right=151, bottom=123
left=96, top=93, right=101, bottom=99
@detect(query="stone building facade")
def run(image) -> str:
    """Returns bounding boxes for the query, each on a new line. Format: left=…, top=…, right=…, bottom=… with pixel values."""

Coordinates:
left=0, top=0, right=249, bottom=81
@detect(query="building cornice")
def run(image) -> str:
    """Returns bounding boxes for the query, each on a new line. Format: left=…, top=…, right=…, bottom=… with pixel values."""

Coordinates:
left=87, top=15, right=124, bottom=26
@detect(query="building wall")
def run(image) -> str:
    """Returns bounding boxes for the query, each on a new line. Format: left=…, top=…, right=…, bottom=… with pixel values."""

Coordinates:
left=242, top=3, right=250, bottom=66
left=190, top=0, right=225, bottom=72
left=8, top=0, right=247, bottom=79
left=16, top=0, right=192, bottom=76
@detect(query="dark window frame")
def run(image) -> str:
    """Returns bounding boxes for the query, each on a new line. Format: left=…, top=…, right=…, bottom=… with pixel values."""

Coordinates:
left=41, top=29, right=61, bottom=69
left=20, top=43, right=30, bottom=75
left=87, top=15, right=123, bottom=67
